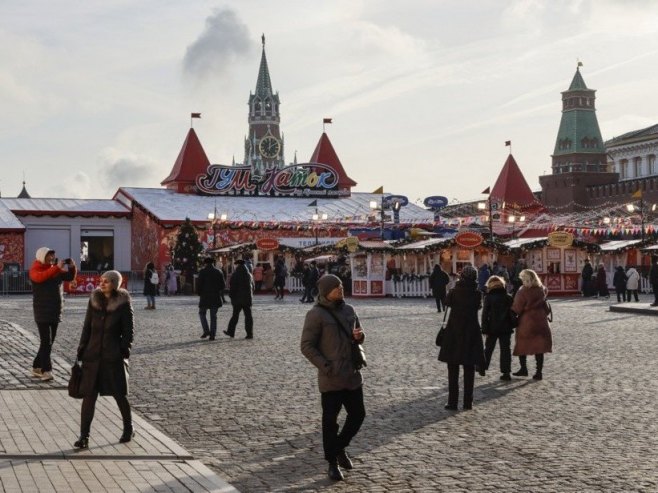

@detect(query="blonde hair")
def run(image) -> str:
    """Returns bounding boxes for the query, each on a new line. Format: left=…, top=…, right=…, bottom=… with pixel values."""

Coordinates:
left=486, top=275, right=505, bottom=290
left=519, top=268, right=543, bottom=288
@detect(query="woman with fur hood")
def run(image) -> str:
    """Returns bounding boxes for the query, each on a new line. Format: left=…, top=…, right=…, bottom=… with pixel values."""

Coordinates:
left=74, top=270, right=134, bottom=449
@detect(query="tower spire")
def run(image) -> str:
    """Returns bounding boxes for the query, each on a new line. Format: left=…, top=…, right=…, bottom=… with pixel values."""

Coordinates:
left=255, top=34, right=273, bottom=97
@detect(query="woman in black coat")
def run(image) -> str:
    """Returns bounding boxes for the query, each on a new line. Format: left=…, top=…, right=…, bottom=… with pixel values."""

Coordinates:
left=612, top=266, right=627, bottom=303
left=74, top=270, right=134, bottom=449
left=143, top=262, right=157, bottom=309
left=438, top=265, right=485, bottom=410
left=481, top=276, right=515, bottom=380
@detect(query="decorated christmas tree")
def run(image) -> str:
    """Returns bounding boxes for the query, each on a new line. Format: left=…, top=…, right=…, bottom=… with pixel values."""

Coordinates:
left=172, top=217, right=203, bottom=290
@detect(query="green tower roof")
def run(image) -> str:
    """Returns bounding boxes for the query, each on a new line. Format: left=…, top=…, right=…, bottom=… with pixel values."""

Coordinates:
left=568, top=67, right=587, bottom=90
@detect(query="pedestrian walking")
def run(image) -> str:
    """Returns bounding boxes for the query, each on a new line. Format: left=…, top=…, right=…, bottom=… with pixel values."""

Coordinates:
left=143, top=262, right=158, bottom=309
left=274, top=256, right=288, bottom=300
left=301, top=274, right=366, bottom=482
left=481, top=275, right=515, bottom=381
left=649, top=257, right=658, bottom=306
left=197, top=257, right=226, bottom=340
left=477, top=263, right=491, bottom=294
left=596, top=263, right=610, bottom=298
left=613, top=266, right=627, bottom=303
left=29, top=247, right=77, bottom=381
left=165, top=264, right=178, bottom=295
left=429, top=264, right=450, bottom=313
left=581, top=258, right=594, bottom=297
left=625, top=266, right=640, bottom=302
left=301, top=261, right=320, bottom=303
left=223, top=259, right=255, bottom=339
left=511, top=269, right=552, bottom=380
left=73, top=270, right=134, bottom=449
left=438, top=265, right=485, bottom=411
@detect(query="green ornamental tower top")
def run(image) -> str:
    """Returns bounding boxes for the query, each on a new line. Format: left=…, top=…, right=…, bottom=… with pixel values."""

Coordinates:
left=551, top=64, right=607, bottom=174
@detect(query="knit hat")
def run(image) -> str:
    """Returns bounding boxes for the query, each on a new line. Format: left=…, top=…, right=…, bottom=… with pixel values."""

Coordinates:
left=101, top=270, right=123, bottom=290
left=35, top=247, right=55, bottom=264
left=460, top=265, right=477, bottom=281
left=317, top=274, right=342, bottom=297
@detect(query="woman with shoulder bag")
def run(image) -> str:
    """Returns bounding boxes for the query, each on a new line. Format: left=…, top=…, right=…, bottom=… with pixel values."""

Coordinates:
left=143, top=262, right=157, bottom=309
left=438, top=265, right=485, bottom=411
left=511, top=269, right=552, bottom=381
left=74, top=270, right=134, bottom=449
left=481, top=275, right=515, bottom=381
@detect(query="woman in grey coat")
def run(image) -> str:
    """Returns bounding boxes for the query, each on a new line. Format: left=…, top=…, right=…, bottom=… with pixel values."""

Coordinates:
left=74, top=270, right=134, bottom=449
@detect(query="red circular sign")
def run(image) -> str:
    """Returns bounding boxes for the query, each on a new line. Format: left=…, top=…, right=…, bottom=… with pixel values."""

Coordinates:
left=454, top=231, right=483, bottom=248
left=256, top=238, right=280, bottom=251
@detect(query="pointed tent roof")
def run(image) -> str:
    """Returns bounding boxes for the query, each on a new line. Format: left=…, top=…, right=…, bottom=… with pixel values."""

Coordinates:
left=17, top=181, right=31, bottom=199
left=568, top=67, right=588, bottom=90
left=309, top=132, right=357, bottom=190
left=490, top=154, right=540, bottom=209
left=161, top=128, right=211, bottom=191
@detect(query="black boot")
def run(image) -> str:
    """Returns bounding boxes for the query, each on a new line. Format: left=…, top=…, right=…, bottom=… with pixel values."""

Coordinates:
left=327, top=462, right=344, bottom=481
left=533, top=354, right=544, bottom=380
left=513, top=356, right=528, bottom=376
left=74, top=435, right=89, bottom=449
left=336, top=449, right=353, bottom=470
left=119, top=424, right=135, bottom=443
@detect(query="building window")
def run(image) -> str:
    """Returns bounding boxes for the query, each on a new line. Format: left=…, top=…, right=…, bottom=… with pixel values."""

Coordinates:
left=634, top=157, right=642, bottom=177
left=620, top=159, right=628, bottom=179
left=649, top=154, right=656, bottom=175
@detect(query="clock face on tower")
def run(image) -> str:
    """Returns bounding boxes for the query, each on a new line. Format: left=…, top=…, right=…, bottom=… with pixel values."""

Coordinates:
left=259, top=136, right=281, bottom=159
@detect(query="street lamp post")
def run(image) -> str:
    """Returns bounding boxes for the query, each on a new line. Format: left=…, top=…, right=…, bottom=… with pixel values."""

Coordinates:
left=477, top=198, right=494, bottom=241
left=207, top=210, right=228, bottom=249
left=311, top=207, right=328, bottom=245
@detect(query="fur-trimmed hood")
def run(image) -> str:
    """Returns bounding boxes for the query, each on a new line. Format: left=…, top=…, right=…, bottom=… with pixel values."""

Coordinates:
left=90, top=288, right=132, bottom=311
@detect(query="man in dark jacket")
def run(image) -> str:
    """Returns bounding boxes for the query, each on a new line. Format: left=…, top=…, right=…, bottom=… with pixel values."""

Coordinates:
left=197, top=257, right=226, bottom=340
left=223, top=259, right=255, bottom=339
left=429, top=264, right=450, bottom=312
left=29, top=246, right=77, bottom=381
left=650, top=257, right=658, bottom=306
left=301, top=274, right=366, bottom=482
left=581, top=258, right=594, bottom=297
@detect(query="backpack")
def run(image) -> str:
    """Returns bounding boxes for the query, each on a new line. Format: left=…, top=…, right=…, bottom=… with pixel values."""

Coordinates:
left=150, top=271, right=159, bottom=284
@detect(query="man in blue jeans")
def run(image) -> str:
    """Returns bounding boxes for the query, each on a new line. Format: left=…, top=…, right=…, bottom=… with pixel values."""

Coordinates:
left=196, top=257, right=226, bottom=340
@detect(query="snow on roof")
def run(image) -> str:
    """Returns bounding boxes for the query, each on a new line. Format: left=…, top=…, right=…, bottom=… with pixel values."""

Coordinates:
left=503, top=237, right=548, bottom=249
left=396, top=237, right=452, bottom=250
left=0, top=201, right=25, bottom=230
left=116, top=188, right=434, bottom=224
left=599, top=240, right=643, bottom=252
left=2, top=197, right=130, bottom=214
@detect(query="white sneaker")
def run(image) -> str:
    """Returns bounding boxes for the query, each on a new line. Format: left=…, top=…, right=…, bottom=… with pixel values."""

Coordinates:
left=40, top=371, right=54, bottom=382
left=31, top=368, right=43, bottom=378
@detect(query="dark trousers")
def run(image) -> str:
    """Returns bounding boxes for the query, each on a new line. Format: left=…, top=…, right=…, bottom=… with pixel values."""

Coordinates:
left=33, top=322, right=58, bottom=372
left=518, top=354, right=544, bottom=372
left=226, top=304, right=253, bottom=337
left=447, top=364, right=475, bottom=408
left=652, top=283, right=658, bottom=304
left=301, top=286, right=314, bottom=302
left=80, top=393, right=131, bottom=437
left=199, top=307, right=219, bottom=337
left=433, top=295, right=446, bottom=313
left=615, top=287, right=626, bottom=302
left=321, top=387, right=366, bottom=463
left=626, top=289, right=639, bottom=302
left=484, top=333, right=512, bottom=374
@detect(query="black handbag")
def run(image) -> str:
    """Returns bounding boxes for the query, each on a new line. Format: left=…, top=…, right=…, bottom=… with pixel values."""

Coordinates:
left=319, top=306, right=367, bottom=370
left=435, top=308, right=449, bottom=346
left=68, top=362, right=84, bottom=399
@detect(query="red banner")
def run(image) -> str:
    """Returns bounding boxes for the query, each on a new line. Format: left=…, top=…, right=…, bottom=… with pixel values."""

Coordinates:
left=454, top=231, right=483, bottom=248
left=65, top=273, right=129, bottom=295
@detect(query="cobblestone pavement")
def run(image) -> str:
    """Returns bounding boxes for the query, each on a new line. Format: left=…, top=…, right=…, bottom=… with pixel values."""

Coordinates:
left=2, top=293, right=658, bottom=492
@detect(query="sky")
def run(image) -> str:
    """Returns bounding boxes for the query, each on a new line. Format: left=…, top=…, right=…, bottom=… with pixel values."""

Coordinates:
left=2, top=0, right=658, bottom=206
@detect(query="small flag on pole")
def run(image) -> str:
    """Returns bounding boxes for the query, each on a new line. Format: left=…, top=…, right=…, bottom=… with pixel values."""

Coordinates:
left=481, top=187, right=491, bottom=194
left=577, top=60, right=583, bottom=67
left=505, top=140, right=511, bottom=146
left=323, top=118, right=332, bottom=124
left=191, top=113, right=201, bottom=118
left=372, top=186, right=384, bottom=194
left=308, top=199, right=318, bottom=207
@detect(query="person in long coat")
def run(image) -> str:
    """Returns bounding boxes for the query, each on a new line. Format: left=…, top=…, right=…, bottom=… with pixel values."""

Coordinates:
left=429, top=264, right=450, bottom=313
left=612, top=266, right=627, bottom=303
left=581, top=259, right=594, bottom=297
left=223, top=259, right=255, bottom=339
left=438, top=265, right=485, bottom=410
left=625, top=266, right=640, bottom=302
left=29, top=246, right=77, bottom=381
left=74, top=270, right=134, bottom=449
left=481, top=275, right=515, bottom=380
left=596, top=264, right=610, bottom=298
left=197, top=257, right=226, bottom=340
left=511, top=269, right=552, bottom=380
left=274, top=257, right=288, bottom=300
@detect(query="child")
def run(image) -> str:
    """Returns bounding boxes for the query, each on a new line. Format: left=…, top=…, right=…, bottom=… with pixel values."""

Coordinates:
left=481, top=275, right=515, bottom=380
